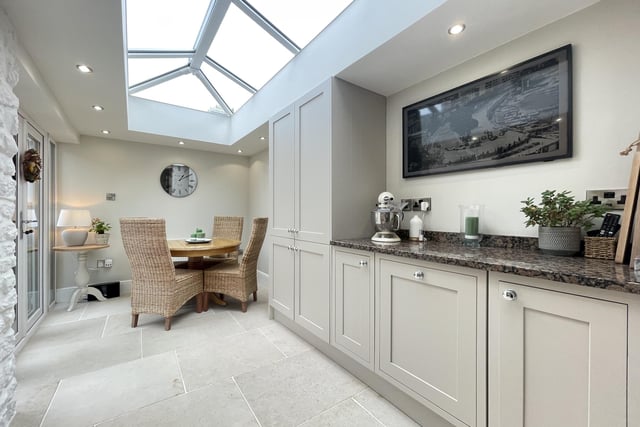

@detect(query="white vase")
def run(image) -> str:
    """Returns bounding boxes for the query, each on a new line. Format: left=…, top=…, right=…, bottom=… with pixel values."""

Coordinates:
left=95, top=233, right=110, bottom=245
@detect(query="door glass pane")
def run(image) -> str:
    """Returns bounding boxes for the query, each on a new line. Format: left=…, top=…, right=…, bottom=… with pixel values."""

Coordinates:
left=49, top=141, right=56, bottom=305
left=25, top=127, right=42, bottom=320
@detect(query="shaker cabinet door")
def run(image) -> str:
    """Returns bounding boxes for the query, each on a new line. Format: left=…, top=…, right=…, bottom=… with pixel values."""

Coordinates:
left=333, top=248, right=374, bottom=369
left=378, top=258, right=480, bottom=426
left=270, top=237, right=295, bottom=319
left=489, top=278, right=628, bottom=427
left=295, top=240, right=330, bottom=342
left=270, top=107, right=296, bottom=239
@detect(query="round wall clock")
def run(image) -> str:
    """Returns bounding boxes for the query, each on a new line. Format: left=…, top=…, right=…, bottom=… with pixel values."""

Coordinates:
left=160, top=164, right=198, bottom=198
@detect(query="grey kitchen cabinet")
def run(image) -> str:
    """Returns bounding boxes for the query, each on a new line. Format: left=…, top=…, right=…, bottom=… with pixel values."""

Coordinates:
left=332, top=247, right=375, bottom=369
left=488, top=273, right=628, bottom=427
left=269, top=77, right=385, bottom=343
left=377, top=256, right=487, bottom=427
left=271, top=236, right=330, bottom=341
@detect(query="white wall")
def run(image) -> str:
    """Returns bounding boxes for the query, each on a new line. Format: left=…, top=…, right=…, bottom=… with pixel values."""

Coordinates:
left=56, top=137, right=251, bottom=291
left=248, top=148, right=269, bottom=274
left=386, top=0, right=640, bottom=237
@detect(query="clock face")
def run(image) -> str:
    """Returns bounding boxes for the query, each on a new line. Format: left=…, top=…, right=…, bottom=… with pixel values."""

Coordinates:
left=160, top=164, right=198, bottom=198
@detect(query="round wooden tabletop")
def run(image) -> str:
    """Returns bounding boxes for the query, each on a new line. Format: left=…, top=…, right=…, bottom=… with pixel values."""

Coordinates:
left=167, top=238, right=240, bottom=257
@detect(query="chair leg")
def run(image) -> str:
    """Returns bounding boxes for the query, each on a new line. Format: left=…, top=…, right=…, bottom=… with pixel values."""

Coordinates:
left=253, top=291, right=257, bottom=302
left=195, top=293, right=203, bottom=313
left=219, top=293, right=225, bottom=301
left=241, top=302, right=247, bottom=313
left=203, top=292, right=210, bottom=312
left=131, top=314, right=139, bottom=328
left=164, top=317, right=172, bottom=331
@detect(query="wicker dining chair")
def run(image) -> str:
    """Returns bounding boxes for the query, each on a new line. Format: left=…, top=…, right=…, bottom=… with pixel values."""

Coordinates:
left=203, top=217, right=268, bottom=312
left=120, top=218, right=204, bottom=331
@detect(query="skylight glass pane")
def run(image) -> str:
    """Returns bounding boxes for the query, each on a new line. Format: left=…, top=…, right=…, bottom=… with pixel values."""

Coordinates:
left=201, top=63, right=253, bottom=113
left=132, top=73, right=224, bottom=114
left=127, top=58, right=189, bottom=86
left=207, top=3, right=294, bottom=90
left=249, top=0, right=353, bottom=48
left=126, top=0, right=210, bottom=50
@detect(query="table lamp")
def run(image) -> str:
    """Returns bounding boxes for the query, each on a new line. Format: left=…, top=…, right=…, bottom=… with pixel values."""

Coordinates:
left=57, top=209, right=91, bottom=246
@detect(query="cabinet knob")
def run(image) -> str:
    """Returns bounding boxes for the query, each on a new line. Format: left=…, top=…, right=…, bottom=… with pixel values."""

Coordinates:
left=502, top=289, right=517, bottom=301
left=287, top=228, right=293, bottom=233
left=413, top=271, right=424, bottom=280
left=358, top=260, right=368, bottom=267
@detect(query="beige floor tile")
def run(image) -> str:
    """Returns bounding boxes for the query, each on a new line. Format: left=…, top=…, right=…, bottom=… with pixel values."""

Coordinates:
left=80, top=296, right=132, bottom=320
left=16, top=330, right=142, bottom=385
left=259, top=322, right=313, bottom=357
left=299, top=398, right=384, bottom=426
left=141, top=311, right=245, bottom=357
left=11, top=380, right=58, bottom=427
left=95, top=377, right=259, bottom=427
left=234, top=350, right=366, bottom=426
left=42, top=352, right=184, bottom=427
left=24, top=316, right=106, bottom=351
left=178, top=329, right=285, bottom=391
left=353, top=388, right=419, bottom=427
left=228, top=301, right=274, bottom=331
left=39, top=302, right=85, bottom=326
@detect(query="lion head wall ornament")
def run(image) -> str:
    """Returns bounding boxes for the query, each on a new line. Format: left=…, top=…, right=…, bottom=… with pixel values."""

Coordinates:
left=22, top=148, right=42, bottom=183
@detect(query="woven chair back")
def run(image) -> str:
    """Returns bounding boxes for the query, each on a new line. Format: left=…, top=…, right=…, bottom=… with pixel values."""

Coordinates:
left=120, top=218, right=176, bottom=285
left=239, top=217, right=268, bottom=275
left=213, top=216, right=244, bottom=241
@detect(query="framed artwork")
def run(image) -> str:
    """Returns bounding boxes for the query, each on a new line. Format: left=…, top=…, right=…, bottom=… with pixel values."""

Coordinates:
left=403, top=44, right=572, bottom=178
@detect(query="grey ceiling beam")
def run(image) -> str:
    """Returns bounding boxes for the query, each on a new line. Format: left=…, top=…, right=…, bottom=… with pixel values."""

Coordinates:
left=232, top=0, right=300, bottom=54
left=191, top=0, right=231, bottom=69
left=194, top=69, right=232, bottom=115
left=202, top=56, right=256, bottom=93
left=129, top=66, right=190, bottom=93
left=128, top=50, right=194, bottom=59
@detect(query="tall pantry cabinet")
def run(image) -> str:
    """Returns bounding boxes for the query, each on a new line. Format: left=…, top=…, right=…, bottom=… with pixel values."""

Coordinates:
left=269, top=77, right=386, bottom=342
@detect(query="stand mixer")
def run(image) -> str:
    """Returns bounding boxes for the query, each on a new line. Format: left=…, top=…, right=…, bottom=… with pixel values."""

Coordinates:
left=371, top=192, right=404, bottom=243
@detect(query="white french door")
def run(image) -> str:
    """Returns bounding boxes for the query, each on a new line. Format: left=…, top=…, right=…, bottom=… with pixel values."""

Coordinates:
left=13, top=115, right=54, bottom=345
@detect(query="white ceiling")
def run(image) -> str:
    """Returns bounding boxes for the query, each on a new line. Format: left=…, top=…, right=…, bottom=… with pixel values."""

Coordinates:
left=1, top=0, right=599, bottom=157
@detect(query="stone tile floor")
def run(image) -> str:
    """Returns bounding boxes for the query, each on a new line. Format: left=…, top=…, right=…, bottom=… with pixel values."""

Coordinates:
left=12, top=282, right=418, bottom=426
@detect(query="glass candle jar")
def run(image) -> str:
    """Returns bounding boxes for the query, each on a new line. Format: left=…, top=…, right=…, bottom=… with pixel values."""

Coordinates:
left=460, top=204, right=482, bottom=248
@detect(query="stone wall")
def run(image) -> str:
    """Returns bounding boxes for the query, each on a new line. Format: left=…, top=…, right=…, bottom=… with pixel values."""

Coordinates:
left=0, top=8, right=19, bottom=427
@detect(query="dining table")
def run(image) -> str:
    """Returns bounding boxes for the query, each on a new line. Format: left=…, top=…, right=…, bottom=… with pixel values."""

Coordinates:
left=167, top=237, right=241, bottom=306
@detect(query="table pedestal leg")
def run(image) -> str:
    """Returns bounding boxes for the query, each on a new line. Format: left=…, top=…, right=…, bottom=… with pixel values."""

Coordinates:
left=67, top=251, right=105, bottom=311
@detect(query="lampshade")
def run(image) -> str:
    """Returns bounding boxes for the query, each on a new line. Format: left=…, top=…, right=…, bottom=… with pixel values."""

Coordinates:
left=57, top=209, right=91, bottom=246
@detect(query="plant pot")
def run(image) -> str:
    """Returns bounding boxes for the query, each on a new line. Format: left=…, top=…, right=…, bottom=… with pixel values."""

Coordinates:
left=95, top=233, right=110, bottom=245
left=538, top=226, right=581, bottom=256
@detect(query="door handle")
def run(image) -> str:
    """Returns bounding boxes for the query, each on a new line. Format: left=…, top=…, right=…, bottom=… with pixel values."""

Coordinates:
left=413, top=271, right=424, bottom=280
left=358, top=260, right=368, bottom=267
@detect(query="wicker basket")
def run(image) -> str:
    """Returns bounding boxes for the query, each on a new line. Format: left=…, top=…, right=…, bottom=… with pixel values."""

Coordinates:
left=584, top=236, right=617, bottom=260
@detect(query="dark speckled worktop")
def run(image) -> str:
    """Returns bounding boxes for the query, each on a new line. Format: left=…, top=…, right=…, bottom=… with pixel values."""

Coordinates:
left=331, top=237, right=640, bottom=295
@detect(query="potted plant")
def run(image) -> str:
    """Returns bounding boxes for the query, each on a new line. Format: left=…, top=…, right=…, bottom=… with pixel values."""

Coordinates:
left=520, top=190, right=607, bottom=256
left=90, top=217, right=112, bottom=245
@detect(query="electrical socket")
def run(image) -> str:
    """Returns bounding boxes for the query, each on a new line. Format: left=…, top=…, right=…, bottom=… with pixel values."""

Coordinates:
left=104, top=258, right=113, bottom=268
left=400, top=199, right=413, bottom=211
left=97, top=259, right=105, bottom=268
left=412, top=197, right=432, bottom=211
left=585, top=189, right=627, bottom=210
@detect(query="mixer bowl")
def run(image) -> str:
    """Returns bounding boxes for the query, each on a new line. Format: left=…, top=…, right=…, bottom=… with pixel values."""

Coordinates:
left=372, top=209, right=402, bottom=232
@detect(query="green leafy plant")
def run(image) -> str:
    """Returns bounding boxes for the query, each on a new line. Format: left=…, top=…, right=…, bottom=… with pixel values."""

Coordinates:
left=520, top=190, right=607, bottom=229
left=89, top=217, right=112, bottom=234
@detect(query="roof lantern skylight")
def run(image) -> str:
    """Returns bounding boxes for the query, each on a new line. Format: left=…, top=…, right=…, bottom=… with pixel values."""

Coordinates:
left=125, top=0, right=353, bottom=116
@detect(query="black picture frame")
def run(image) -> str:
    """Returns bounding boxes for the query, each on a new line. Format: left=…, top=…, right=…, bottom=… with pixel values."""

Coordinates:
left=403, top=44, right=572, bottom=178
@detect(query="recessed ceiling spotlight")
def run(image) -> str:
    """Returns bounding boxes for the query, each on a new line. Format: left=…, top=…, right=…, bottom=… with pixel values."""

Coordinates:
left=259, top=136, right=265, bottom=141
left=101, top=130, right=110, bottom=135
left=448, top=23, right=465, bottom=35
left=237, top=149, right=243, bottom=153
left=92, top=105, right=104, bottom=111
left=76, top=64, right=93, bottom=73
left=178, top=141, right=185, bottom=145
left=556, top=118, right=562, bottom=122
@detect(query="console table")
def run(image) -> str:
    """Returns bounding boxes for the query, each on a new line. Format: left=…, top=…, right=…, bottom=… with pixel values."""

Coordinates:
left=53, top=244, right=110, bottom=311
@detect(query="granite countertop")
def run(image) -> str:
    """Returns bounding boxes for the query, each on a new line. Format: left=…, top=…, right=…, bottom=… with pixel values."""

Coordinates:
left=331, top=238, right=640, bottom=295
